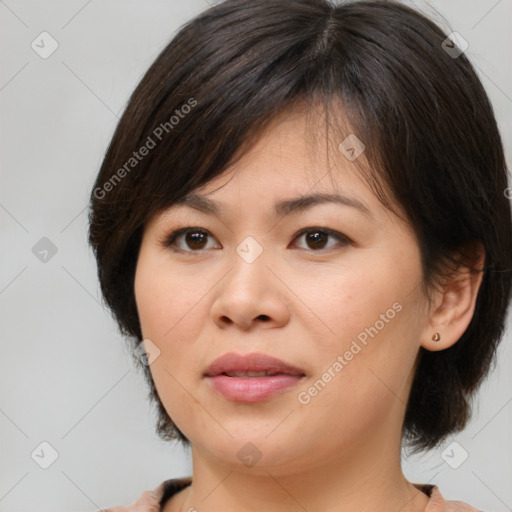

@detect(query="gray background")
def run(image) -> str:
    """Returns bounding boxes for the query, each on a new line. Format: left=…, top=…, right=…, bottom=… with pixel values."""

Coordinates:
left=0, top=1, right=511, bottom=511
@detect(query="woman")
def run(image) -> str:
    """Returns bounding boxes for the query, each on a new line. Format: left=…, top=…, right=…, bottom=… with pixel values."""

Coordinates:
left=89, top=0, right=512, bottom=511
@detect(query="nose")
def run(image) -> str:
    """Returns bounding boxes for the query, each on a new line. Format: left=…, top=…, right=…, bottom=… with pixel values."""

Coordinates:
left=210, top=242, right=291, bottom=331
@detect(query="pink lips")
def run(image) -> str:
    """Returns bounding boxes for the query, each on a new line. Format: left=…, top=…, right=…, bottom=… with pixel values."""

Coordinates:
left=204, top=352, right=306, bottom=403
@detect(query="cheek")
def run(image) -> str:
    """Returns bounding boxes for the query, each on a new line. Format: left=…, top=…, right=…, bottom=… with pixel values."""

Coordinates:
left=135, top=253, right=209, bottom=437
left=289, top=257, right=405, bottom=355
left=293, top=246, right=424, bottom=397
left=135, top=250, right=203, bottom=341
left=134, top=250, right=213, bottom=406
left=134, top=273, right=164, bottom=341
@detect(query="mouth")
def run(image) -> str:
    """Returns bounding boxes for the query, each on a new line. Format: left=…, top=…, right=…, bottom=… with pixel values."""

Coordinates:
left=216, top=370, right=294, bottom=377
left=204, top=352, right=306, bottom=403
left=204, top=352, right=306, bottom=378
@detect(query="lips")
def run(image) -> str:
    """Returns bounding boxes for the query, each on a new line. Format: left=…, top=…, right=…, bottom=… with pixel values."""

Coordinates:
left=204, top=352, right=305, bottom=378
left=204, top=352, right=306, bottom=403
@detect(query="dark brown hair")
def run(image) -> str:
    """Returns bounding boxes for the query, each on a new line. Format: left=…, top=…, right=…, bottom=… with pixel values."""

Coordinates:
left=88, top=0, right=512, bottom=454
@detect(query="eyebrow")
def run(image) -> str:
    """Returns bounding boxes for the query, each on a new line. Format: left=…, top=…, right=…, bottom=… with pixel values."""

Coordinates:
left=174, top=191, right=374, bottom=220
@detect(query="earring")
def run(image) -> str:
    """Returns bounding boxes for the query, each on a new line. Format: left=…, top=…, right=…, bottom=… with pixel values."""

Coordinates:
left=432, top=332, right=441, bottom=342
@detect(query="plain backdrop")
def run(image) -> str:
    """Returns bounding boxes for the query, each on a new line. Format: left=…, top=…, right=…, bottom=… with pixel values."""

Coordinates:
left=0, top=1, right=511, bottom=511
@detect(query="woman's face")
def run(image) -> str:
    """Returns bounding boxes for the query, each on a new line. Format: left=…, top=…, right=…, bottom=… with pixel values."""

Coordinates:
left=134, top=107, right=432, bottom=475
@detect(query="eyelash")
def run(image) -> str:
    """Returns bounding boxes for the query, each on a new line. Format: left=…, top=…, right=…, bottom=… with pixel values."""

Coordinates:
left=161, top=226, right=351, bottom=253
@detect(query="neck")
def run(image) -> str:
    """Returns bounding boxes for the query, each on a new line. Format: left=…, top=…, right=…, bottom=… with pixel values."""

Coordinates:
left=175, top=429, right=429, bottom=512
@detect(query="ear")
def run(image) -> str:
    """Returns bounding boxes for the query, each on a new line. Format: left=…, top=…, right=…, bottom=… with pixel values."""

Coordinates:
left=420, top=242, right=485, bottom=352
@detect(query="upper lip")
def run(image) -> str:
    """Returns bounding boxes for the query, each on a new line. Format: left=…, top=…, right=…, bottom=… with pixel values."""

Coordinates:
left=204, top=352, right=306, bottom=377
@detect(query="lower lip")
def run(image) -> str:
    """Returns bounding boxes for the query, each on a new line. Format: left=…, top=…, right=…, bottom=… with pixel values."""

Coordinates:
left=206, top=374, right=303, bottom=402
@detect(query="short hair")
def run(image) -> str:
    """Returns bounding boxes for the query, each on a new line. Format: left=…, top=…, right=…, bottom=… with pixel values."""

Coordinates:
left=88, top=0, right=512, bottom=454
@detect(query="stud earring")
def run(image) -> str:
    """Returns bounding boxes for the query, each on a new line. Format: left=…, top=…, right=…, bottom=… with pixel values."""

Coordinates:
left=432, top=332, right=441, bottom=342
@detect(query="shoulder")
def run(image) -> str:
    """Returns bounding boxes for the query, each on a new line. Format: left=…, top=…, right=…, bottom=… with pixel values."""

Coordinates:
left=414, top=483, right=483, bottom=512
left=159, top=477, right=193, bottom=508
left=99, top=477, right=192, bottom=512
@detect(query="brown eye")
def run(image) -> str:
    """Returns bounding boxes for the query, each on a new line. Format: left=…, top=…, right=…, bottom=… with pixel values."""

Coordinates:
left=304, top=230, right=329, bottom=250
left=184, top=231, right=208, bottom=250
left=163, top=228, right=217, bottom=252
left=293, top=227, right=350, bottom=251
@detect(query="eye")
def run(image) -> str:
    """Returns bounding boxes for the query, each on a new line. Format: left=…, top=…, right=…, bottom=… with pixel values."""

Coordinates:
left=162, top=227, right=217, bottom=252
left=292, top=227, right=351, bottom=251
left=161, top=226, right=351, bottom=253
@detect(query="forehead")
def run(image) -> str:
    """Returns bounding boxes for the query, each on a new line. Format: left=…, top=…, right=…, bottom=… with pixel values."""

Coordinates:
left=150, top=102, right=403, bottom=228
left=185, top=107, right=379, bottom=211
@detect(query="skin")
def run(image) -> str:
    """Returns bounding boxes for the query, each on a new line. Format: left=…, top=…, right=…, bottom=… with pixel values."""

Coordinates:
left=131, top=103, right=484, bottom=512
